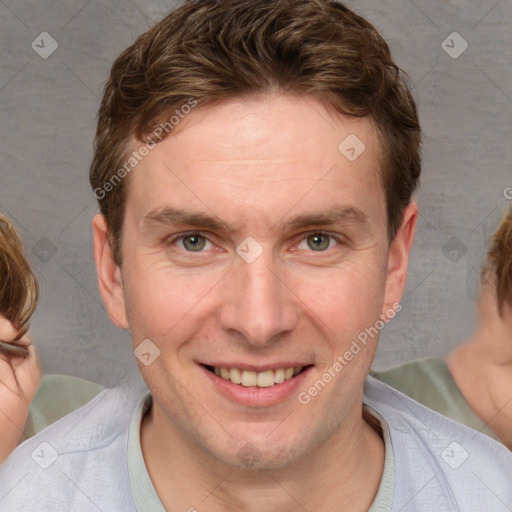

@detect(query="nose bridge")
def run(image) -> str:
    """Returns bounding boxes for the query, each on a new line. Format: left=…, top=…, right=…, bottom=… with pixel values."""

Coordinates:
left=219, top=250, right=296, bottom=346
left=244, top=258, right=279, bottom=311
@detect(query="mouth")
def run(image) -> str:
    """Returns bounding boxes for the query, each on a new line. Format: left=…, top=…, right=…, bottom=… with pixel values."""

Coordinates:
left=200, top=362, right=314, bottom=406
left=203, top=364, right=312, bottom=388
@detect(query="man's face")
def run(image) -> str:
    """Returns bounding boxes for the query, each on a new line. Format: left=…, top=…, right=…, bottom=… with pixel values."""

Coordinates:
left=97, top=94, right=413, bottom=469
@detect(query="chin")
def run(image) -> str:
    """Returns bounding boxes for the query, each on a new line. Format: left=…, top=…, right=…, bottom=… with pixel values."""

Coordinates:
left=203, top=425, right=323, bottom=472
left=223, top=443, right=304, bottom=471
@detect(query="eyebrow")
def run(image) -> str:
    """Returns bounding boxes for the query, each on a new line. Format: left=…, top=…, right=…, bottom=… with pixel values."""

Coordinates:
left=143, top=208, right=234, bottom=233
left=283, top=205, right=369, bottom=231
left=142, top=205, right=369, bottom=233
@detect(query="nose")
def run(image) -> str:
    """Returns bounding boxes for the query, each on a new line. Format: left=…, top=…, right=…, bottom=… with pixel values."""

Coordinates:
left=218, top=249, right=298, bottom=348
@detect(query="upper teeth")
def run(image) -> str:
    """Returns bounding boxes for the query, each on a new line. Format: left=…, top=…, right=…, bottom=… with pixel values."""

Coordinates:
left=214, top=366, right=303, bottom=387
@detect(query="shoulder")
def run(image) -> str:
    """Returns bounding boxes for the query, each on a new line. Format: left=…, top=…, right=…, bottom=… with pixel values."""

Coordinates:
left=372, top=357, right=459, bottom=409
left=364, top=376, right=512, bottom=511
left=37, top=374, right=104, bottom=396
left=373, top=357, right=448, bottom=391
left=372, top=358, right=499, bottom=441
left=0, top=384, right=147, bottom=511
left=26, top=374, right=105, bottom=437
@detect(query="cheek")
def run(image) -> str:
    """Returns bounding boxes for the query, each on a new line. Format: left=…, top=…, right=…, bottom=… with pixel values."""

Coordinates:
left=122, top=259, right=221, bottom=341
left=292, top=259, right=386, bottom=335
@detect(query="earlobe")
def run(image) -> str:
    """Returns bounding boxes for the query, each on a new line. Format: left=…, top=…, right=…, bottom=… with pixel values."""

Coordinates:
left=93, top=213, right=129, bottom=329
left=382, top=202, right=418, bottom=314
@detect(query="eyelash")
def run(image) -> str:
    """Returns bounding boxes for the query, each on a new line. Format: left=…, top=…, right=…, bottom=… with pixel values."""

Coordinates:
left=166, top=231, right=344, bottom=254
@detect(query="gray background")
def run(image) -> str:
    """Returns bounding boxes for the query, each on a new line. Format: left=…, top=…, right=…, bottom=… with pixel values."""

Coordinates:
left=1, top=0, right=511, bottom=387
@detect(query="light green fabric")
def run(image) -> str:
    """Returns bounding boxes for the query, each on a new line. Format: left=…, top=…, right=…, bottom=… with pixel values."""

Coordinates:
left=23, top=374, right=104, bottom=440
left=128, top=395, right=395, bottom=511
left=128, top=394, right=167, bottom=512
left=373, top=357, right=500, bottom=443
left=367, top=405, right=395, bottom=512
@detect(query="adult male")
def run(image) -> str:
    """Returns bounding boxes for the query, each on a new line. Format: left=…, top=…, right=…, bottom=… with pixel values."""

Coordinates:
left=1, top=1, right=511, bottom=510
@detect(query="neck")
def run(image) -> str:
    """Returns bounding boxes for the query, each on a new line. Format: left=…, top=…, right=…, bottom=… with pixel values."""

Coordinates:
left=446, top=318, right=512, bottom=448
left=140, top=401, right=384, bottom=512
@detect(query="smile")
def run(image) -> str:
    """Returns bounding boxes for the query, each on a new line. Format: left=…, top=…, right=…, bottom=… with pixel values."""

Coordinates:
left=206, top=365, right=306, bottom=388
left=200, top=362, right=314, bottom=406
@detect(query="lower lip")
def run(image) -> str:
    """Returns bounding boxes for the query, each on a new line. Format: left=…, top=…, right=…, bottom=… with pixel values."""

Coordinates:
left=200, top=365, right=313, bottom=407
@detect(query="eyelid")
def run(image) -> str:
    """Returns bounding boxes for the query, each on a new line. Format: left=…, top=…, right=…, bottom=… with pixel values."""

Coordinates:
left=302, top=229, right=343, bottom=239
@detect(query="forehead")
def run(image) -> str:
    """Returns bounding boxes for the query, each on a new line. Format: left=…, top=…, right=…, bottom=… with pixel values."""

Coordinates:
left=125, top=94, right=384, bottom=229
left=144, top=94, right=380, bottom=167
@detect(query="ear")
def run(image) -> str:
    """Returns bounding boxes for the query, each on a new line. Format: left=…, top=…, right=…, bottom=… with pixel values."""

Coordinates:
left=382, top=202, right=418, bottom=316
left=93, top=213, right=129, bottom=329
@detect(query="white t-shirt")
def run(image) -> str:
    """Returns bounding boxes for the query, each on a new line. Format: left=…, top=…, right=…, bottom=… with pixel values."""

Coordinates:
left=0, top=376, right=511, bottom=511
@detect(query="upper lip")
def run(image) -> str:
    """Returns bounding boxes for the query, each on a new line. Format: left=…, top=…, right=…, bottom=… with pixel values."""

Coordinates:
left=200, top=362, right=312, bottom=372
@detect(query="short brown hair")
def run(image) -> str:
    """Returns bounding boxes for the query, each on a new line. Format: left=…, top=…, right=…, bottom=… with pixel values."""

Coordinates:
left=90, top=0, right=421, bottom=265
left=0, top=215, right=39, bottom=334
left=482, top=208, right=512, bottom=315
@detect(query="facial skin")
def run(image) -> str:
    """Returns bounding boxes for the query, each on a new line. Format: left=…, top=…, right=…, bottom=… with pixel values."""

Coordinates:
left=94, top=94, right=417, bottom=511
